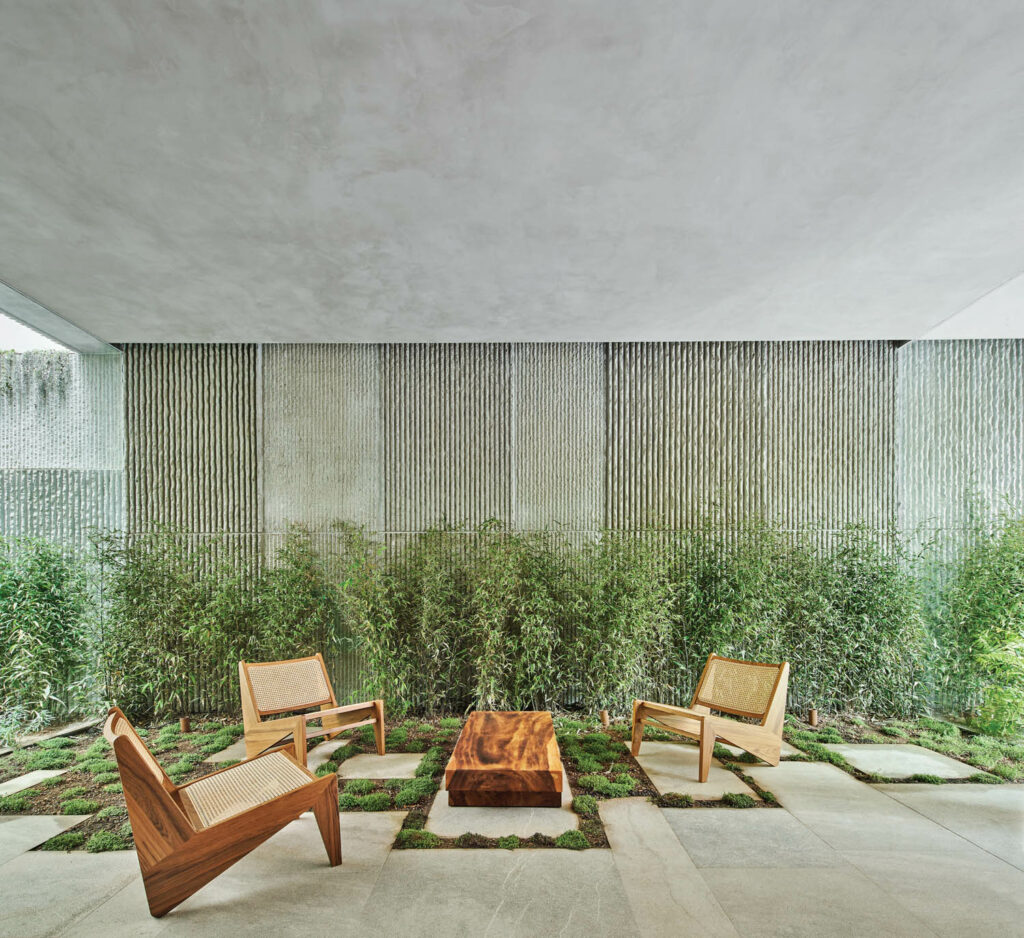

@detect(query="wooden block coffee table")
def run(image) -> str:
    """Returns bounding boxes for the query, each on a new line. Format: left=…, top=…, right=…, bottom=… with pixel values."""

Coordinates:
left=445, top=711, right=563, bottom=808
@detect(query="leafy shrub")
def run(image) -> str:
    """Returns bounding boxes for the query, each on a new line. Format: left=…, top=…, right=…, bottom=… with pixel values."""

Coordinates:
left=62, top=798, right=100, bottom=814
left=80, top=759, right=118, bottom=775
left=722, top=792, right=757, bottom=808
left=555, top=830, right=588, bottom=850
left=394, top=777, right=438, bottom=807
left=385, top=728, right=408, bottom=748
left=394, top=830, right=440, bottom=849
left=38, top=831, right=85, bottom=850
left=86, top=830, right=129, bottom=852
left=61, top=785, right=89, bottom=798
left=439, top=717, right=462, bottom=729
left=497, top=835, right=520, bottom=850
left=97, top=805, right=127, bottom=818
left=314, top=762, right=339, bottom=777
left=0, top=793, right=32, bottom=813
left=356, top=792, right=392, bottom=811
left=343, top=779, right=374, bottom=795
left=37, top=737, right=75, bottom=749
left=103, top=782, right=123, bottom=793
left=571, top=795, right=598, bottom=817
left=577, top=774, right=635, bottom=797
left=0, top=538, right=91, bottom=739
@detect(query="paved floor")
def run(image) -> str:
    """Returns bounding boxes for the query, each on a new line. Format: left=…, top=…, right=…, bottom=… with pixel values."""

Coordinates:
left=1, top=761, right=1022, bottom=936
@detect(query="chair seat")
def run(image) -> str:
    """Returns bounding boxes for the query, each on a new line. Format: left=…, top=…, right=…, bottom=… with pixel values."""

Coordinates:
left=180, top=752, right=312, bottom=828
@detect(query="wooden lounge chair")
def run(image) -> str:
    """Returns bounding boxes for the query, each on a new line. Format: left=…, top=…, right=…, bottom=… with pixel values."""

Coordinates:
left=239, top=653, right=385, bottom=764
left=103, top=706, right=341, bottom=918
left=632, top=653, right=790, bottom=782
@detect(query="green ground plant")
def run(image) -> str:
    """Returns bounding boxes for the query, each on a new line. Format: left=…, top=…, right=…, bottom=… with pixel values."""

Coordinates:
left=38, top=831, right=85, bottom=850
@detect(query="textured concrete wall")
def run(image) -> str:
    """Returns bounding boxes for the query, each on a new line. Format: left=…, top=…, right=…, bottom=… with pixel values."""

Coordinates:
left=0, top=351, right=123, bottom=548
left=121, top=341, right=899, bottom=539
left=898, top=340, right=1024, bottom=551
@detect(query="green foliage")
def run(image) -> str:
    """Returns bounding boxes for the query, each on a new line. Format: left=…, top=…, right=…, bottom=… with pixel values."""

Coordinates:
left=24, top=748, right=74, bottom=770
left=455, top=832, right=489, bottom=848
left=385, top=727, right=408, bottom=748
left=314, top=762, right=339, bottom=777
left=103, top=782, right=123, bottom=793
left=967, top=772, right=1003, bottom=784
left=577, top=773, right=636, bottom=797
left=85, top=830, right=129, bottom=852
left=394, top=776, right=439, bottom=807
left=555, top=830, right=589, bottom=850
left=571, top=795, right=598, bottom=817
left=660, top=792, right=694, bottom=808
left=80, top=759, right=118, bottom=775
left=497, top=835, right=520, bottom=849
left=97, top=805, right=127, bottom=818
left=394, top=829, right=440, bottom=849
left=36, top=737, right=75, bottom=749
left=906, top=774, right=945, bottom=784
left=94, top=526, right=342, bottom=720
left=0, top=537, right=92, bottom=739
left=438, top=717, right=462, bottom=729
left=355, top=791, right=392, bottom=811
left=0, top=793, right=32, bottom=813
left=38, top=831, right=85, bottom=850
left=61, top=785, right=89, bottom=798
left=941, top=513, right=1024, bottom=735
left=343, top=778, right=374, bottom=795
left=722, top=792, right=757, bottom=808
left=62, top=798, right=100, bottom=814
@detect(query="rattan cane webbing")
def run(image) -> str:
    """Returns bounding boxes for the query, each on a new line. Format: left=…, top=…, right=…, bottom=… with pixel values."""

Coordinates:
left=180, top=752, right=312, bottom=828
left=696, top=658, right=779, bottom=716
left=247, top=658, right=333, bottom=712
left=112, top=714, right=167, bottom=784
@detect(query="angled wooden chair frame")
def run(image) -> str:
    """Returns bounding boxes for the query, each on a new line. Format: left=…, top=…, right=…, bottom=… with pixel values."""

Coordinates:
left=632, top=653, right=790, bottom=782
left=239, top=653, right=385, bottom=765
left=104, top=706, right=341, bottom=918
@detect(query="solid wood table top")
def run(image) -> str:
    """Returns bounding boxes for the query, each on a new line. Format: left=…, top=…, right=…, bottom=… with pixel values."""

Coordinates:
left=447, top=711, right=561, bottom=773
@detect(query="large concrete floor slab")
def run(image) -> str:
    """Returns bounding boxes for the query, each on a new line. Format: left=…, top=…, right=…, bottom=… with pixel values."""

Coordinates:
left=719, top=740, right=801, bottom=759
left=745, top=762, right=979, bottom=855
left=359, top=847, right=638, bottom=937
left=426, top=770, right=576, bottom=838
left=876, top=782, right=1024, bottom=872
left=0, top=815, right=89, bottom=867
left=703, top=866, right=936, bottom=937
left=337, top=752, right=420, bottom=779
left=664, top=806, right=844, bottom=868
left=635, top=742, right=759, bottom=800
left=823, top=743, right=974, bottom=779
left=601, top=798, right=738, bottom=937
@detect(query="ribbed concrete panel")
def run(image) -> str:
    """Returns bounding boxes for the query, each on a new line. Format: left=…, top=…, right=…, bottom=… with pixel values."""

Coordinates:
left=898, top=339, right=1024, bottom=540
left=765, top=342, right=896, bottom=530
left=125, top=344, right=258, bottom=533
left=607, top=343, right=765, bottom=529
left=262, top=344, right=383, bottom=531
left=0, top=352, right=123, bottom=470
left=384, top=344, right=511, bottom=531
left=513, top=344, right=605, bottom=531
left=0, top=469, right=123, bottom=547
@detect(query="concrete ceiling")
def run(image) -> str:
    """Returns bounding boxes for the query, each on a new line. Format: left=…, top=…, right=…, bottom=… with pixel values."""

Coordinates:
left=2, top=1, right=1024, bottom=343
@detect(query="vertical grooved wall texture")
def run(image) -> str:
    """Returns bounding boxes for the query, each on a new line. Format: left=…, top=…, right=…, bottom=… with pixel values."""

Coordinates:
left=384, top=344, right=511, bottom=531
left=125, top=344, right=258, bottom=534
left=0, top=351, right=124, bottom=547
left=898, top=339, right=1024, bottom=548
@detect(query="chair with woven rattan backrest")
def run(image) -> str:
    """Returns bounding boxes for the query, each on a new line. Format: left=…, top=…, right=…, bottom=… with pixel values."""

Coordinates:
left=104, top=706, right=340, bottom=918
left=631, top=653, right=790, bottom=782
left=239, top=653, right=385, bottom=765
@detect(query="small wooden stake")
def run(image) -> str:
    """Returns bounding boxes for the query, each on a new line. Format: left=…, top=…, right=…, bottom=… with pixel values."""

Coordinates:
left=179, top=717, right=191, bottom=733
left=808, top=708, right=818, bottom=727
left=599, top=709, right=610, bottom=727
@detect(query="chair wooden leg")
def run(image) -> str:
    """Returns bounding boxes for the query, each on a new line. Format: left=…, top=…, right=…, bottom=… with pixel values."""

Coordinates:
left=631, top=700, right=643, bottom=756
left=373, top=699, right=386, bottom=756
left=312, top=778, right=342, bottom=867
left=698, top=727, right=714, bottom=783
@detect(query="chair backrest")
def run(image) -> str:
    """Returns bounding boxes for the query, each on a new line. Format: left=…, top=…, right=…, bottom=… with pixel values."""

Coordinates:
left=240, top=653, right=335, bottom=716
left=692, top=654, right=789, bottom=725
left=103, top=707, right=194, bottom=869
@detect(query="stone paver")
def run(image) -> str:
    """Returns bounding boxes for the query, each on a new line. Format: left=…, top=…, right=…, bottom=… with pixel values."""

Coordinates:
left=15, top=718, right=100, bottom=748
left=337, top=751, right=421, bottom=779
left=426, top=770, right=576, bottom=838
left=703, top=866, right=936, bottom=937
left=876, top=782, right=1024, bottom=872
left=636, top=741, right=760, bottom=799
left=0, top=769, right=67, bottom=796
left=601, top=797, right=738, bottom=936
left=360, top=847, right=638, bottom=937
left=305, top=738, right=350, bottom=771
left=745, top=762, right=978, bottom=855
left=823, top=743, right=975, bottom=779
left=664, top=806, right=844, bottom=868
left=0, top=815, right=89, bottom=868
left=719, top=740, right=801, bottom=759
left=843, top=848, right=1024, bottom=936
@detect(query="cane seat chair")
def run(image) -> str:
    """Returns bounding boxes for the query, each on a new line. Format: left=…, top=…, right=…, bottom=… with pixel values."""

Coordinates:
left=632, top=654, right=790, bottom=782
left=104, top=706, right=341, bottom=918
left=239, top=653, right=385, bottom=764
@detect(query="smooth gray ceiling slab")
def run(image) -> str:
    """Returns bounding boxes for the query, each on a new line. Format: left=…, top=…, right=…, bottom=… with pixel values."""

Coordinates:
left=2, top=1, right=1023, bottom=342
